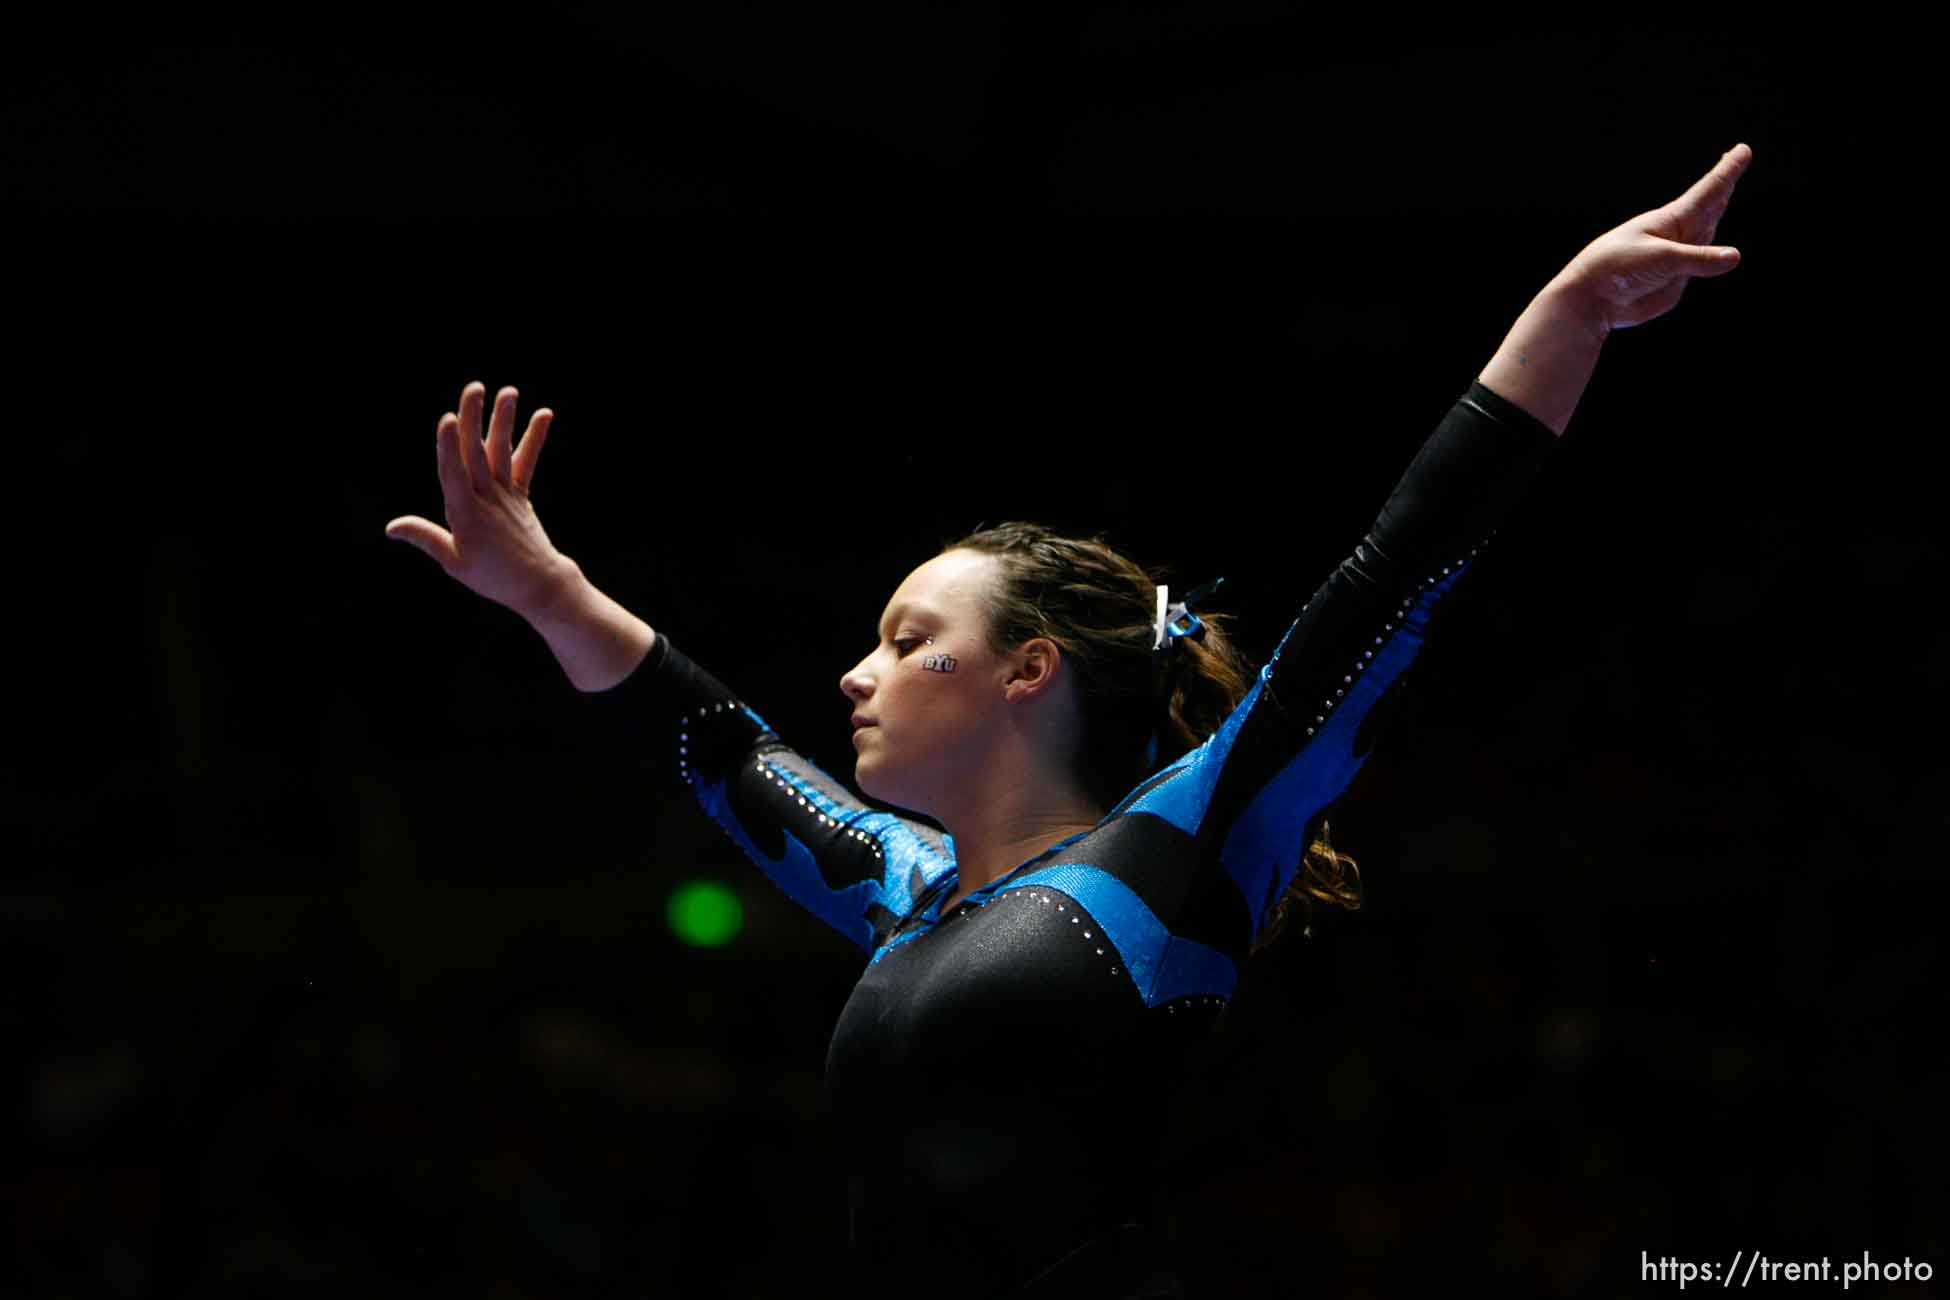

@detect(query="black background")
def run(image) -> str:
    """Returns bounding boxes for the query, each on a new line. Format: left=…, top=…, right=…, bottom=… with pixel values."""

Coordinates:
left=5, top=13, right=1937, bottom=1298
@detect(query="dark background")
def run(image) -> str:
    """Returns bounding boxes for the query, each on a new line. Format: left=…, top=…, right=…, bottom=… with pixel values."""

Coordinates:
left=5, top=13, right=1936, bottom=1298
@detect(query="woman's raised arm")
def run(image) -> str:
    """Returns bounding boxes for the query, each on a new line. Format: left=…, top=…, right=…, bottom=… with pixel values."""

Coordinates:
left=385, top=380, right=655, bottom=692
left=385, top=380, right=955, bottom=949
left=1120, top=145, right=1756, bottom=946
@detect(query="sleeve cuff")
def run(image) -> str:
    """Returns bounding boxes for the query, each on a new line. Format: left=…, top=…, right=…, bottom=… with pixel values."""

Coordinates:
left=1363, top=381, right=1561, bottom=576
left=1463, top=379, right=1559, bottom=447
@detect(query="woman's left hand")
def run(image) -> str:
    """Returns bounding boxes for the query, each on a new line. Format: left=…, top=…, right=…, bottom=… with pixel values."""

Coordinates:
left=1560, top=143, right=1753, bottom=332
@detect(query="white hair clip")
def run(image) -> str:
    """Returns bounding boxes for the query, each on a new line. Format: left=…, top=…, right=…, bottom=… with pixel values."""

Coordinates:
left=1153, top=577, right=1226, bottom=653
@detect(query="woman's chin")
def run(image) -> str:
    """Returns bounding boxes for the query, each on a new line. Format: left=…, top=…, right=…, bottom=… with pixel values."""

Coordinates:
left=853, top=753, right=887, bottom=802
left=854, top=755, right=918, bottom=813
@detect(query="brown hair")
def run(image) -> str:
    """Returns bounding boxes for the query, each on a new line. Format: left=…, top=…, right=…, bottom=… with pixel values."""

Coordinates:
left=942, top=521, right=1361, bottom=950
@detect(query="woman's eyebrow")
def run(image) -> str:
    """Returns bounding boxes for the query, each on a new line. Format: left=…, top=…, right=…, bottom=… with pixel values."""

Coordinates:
left=878, top=602, right=941, bottom=637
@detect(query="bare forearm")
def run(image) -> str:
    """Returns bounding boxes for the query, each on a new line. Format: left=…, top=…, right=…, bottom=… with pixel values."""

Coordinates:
left=1476, top=275, right=1610, bottom=438
left=522, top=561, right=657, bottom=693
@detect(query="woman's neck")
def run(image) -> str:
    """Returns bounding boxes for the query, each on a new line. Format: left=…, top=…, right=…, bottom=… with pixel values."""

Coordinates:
left=951, top=820, right=1100, bottom=898
left=926, top=695, right=1103, bottom=904
left=935, top=776, right=1104, bottom=903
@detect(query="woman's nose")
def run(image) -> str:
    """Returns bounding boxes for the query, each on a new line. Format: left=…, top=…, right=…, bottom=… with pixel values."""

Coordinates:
left=840, top=660, right=872, bottom=700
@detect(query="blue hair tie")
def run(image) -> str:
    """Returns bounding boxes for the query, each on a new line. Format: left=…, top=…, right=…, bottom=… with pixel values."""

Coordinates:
left=1152, top=576, right=1227, bottom=652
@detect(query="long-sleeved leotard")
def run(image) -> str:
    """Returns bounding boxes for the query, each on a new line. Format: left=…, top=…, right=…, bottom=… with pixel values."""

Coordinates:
left=602, top=379, right=1557, bottom=1298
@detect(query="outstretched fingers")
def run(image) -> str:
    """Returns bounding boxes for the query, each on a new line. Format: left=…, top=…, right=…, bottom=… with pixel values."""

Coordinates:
left=455, top=382, right=493, bottom=491
left=384, top=513, right=460, bottom=568
left=485, top=385, right=518, bottom=486
left=435, top=411, right=474, bottom=509
left=457, top=380, right=483, bottom=443
left=511, top=407, right=552, bottom=494
left=1668, top=143, right=1752, bottom=236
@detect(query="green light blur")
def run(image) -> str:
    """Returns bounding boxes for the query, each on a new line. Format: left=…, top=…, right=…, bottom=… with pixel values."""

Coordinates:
left=667, top=880, right=743, bottom=947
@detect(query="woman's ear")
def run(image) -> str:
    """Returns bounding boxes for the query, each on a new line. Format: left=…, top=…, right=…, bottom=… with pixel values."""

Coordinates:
left=1003, top=637, right=1063, bottom=700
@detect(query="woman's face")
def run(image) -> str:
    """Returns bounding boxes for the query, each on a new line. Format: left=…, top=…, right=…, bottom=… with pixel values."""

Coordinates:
left=839, top=549, right=1010, bottom=814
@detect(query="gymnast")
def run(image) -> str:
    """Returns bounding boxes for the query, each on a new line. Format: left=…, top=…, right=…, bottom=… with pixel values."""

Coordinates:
left=386, top=143, right=1751, bottom=1298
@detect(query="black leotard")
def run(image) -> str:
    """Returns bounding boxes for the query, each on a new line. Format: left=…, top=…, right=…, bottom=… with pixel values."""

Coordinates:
left=603, top=380, right=1557, bottom=1297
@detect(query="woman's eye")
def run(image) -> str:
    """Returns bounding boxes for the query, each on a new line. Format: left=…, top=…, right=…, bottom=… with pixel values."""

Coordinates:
left=894, top=637, right=927, bottom=655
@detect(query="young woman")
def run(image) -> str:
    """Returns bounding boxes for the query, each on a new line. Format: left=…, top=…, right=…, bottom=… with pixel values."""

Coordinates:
left=386, top=144, right=1751, bottom=1298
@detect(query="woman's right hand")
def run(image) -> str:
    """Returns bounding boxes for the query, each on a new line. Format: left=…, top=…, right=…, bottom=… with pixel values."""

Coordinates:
left=385, top=381, right=575, bottom=619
